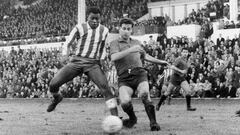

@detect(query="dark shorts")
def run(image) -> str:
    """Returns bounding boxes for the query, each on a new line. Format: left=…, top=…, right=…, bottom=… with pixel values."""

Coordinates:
left=170, top=74, right=186, bottom=86
left=50, top=56, right=112, bottom=96
left=118, top=68, right=148, bottom=91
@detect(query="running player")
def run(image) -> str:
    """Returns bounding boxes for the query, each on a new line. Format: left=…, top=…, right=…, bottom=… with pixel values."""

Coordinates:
left=156, top=48, right=196, bottom=111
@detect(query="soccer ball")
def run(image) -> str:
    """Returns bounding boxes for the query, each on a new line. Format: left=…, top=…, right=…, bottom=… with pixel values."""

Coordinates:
left=102, top=115, right=123, bottom=133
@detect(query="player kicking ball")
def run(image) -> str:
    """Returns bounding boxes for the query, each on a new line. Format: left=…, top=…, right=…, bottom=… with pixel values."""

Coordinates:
left=109, top=18, right=169, bottom=131
left=156, top=48, right=196, bottom=111
left=46, top=7, right=118, bottom=116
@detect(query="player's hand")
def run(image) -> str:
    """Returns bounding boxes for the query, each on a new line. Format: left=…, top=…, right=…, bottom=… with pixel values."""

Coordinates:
left=129, top=45, right=145, bottom=53
left=164, top=61, right=170, bottom=66
left=166, top=63, right=171, bottom=68
left=182, top=70, right=187, bottom=74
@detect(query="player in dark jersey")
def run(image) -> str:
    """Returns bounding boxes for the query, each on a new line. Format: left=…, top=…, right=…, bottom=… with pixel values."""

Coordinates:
left=156, top=48, right=196, bottom=111
left=110, top=18, right=169, bottom=131
left=46, top=7, right=118, bottom=117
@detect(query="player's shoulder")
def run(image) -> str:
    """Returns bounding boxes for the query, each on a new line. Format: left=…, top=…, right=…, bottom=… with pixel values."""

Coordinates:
left=100, top=24, right=109, bottom=32
left=74, top=23, right=87, bottom=32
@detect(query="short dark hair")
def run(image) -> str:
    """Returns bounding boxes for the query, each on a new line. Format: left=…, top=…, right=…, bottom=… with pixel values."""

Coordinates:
left=87, top=7, right=101, bottom=15
left=119, top=18, right=134, bottom=27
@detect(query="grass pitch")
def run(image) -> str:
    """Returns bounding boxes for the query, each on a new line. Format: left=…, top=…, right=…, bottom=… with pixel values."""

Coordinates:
left=1, top=98, right=240, bottom=135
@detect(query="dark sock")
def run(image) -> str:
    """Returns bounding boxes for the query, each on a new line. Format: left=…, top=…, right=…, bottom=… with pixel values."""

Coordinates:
left=157, top=95, right=167, bottom=106
left=110, top=107, right=118, bottom=116
left=52, top=93, right=59, bottom=98
left=186, top=94, right=191, bottom=108
left=144, top=101, right=157, bottom=124
left=121, top=102, right=136, bottom=120
left=142, top=93, right=157, bottom=124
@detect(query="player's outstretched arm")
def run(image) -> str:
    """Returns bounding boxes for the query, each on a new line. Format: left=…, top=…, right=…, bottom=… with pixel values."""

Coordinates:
left=170, top=65, right=187, bottom=74
left=144, top=54, right=169, bottom=65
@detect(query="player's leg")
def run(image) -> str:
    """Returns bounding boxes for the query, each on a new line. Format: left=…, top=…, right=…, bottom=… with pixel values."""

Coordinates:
left=156, top=83, right=174, bottom=111
left=167, top=93, right=172, bottom=105
left=86, top=66, right=118, bottom=116
left=118, top=85, right=137, bottom=128
left=181, top=80, right=196, bottom=111
left=138, top=81, right=160, bottom=131
left=47, top=64, right=81, bottom=112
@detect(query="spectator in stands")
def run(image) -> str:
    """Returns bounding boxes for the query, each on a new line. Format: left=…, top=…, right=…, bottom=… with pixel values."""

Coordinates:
left=223, top=4, right=230, bottom=19
left=218, top=19, right=225, bottom=29
left=226, top=84, right=236, bottom=98
left=194, top=79, right=204, bottom=98
left=229, top=21, right=236, bottom=29
left=148, top=35, right=156, bottom=46
left=202, top=79, right=212, bottom=97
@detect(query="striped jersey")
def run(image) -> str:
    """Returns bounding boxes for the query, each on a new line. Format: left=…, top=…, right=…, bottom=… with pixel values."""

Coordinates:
left=67, top=23, right=109, bottom=60
left=159, top=68, right=173, bottom=83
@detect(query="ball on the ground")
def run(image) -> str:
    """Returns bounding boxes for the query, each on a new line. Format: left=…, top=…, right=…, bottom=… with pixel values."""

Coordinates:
left=102, top=115, right=123, bottom=133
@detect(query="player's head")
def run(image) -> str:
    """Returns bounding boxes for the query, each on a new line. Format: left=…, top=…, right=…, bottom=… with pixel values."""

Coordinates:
left=87, top=7, right=101, bottom=29
left=181, top=47, right=188, bottom=57
left=119, top=18, right=134, bottom=40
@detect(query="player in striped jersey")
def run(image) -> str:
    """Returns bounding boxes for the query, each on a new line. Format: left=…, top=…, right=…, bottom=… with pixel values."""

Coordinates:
left=156, top=48, right=196, bottom=111
left=46, top=7, right=118, bottom=117
left=156, top=67, right=173, bottom=110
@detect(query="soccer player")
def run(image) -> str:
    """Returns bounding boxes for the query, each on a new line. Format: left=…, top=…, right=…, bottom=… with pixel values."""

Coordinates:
left=46, top=7, right=118, bottom=116
left=156, top=67, right=173, bottom=109
left=109, top=18, right=169, bottom=131
left=156, top=48, right=196, bottom=111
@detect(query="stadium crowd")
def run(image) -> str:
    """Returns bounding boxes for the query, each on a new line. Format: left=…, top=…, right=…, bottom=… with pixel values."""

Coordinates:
left=0, top=46, right=105, bottom=98
left=143, top=33, right=240, bottom=98
left=0, top=0, right=234, bottom=46
left=0, top=0, right=148, bottom=44
left=0, top=0, right=240, bottom=99
left=1, top=33, right=240, bottom=99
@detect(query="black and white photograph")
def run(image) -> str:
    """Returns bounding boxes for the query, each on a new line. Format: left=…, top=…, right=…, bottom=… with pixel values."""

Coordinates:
left=0, top=0, right=240, bottom=135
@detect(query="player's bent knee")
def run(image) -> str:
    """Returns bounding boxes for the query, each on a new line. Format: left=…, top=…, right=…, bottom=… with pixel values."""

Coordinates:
left=164, top=91, right=171, bottom=96
left=140, top=92, right=149, bottom=99
left=140, top=92, right=151, bottom=105
left=120, top=97, right=131, bottom=105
